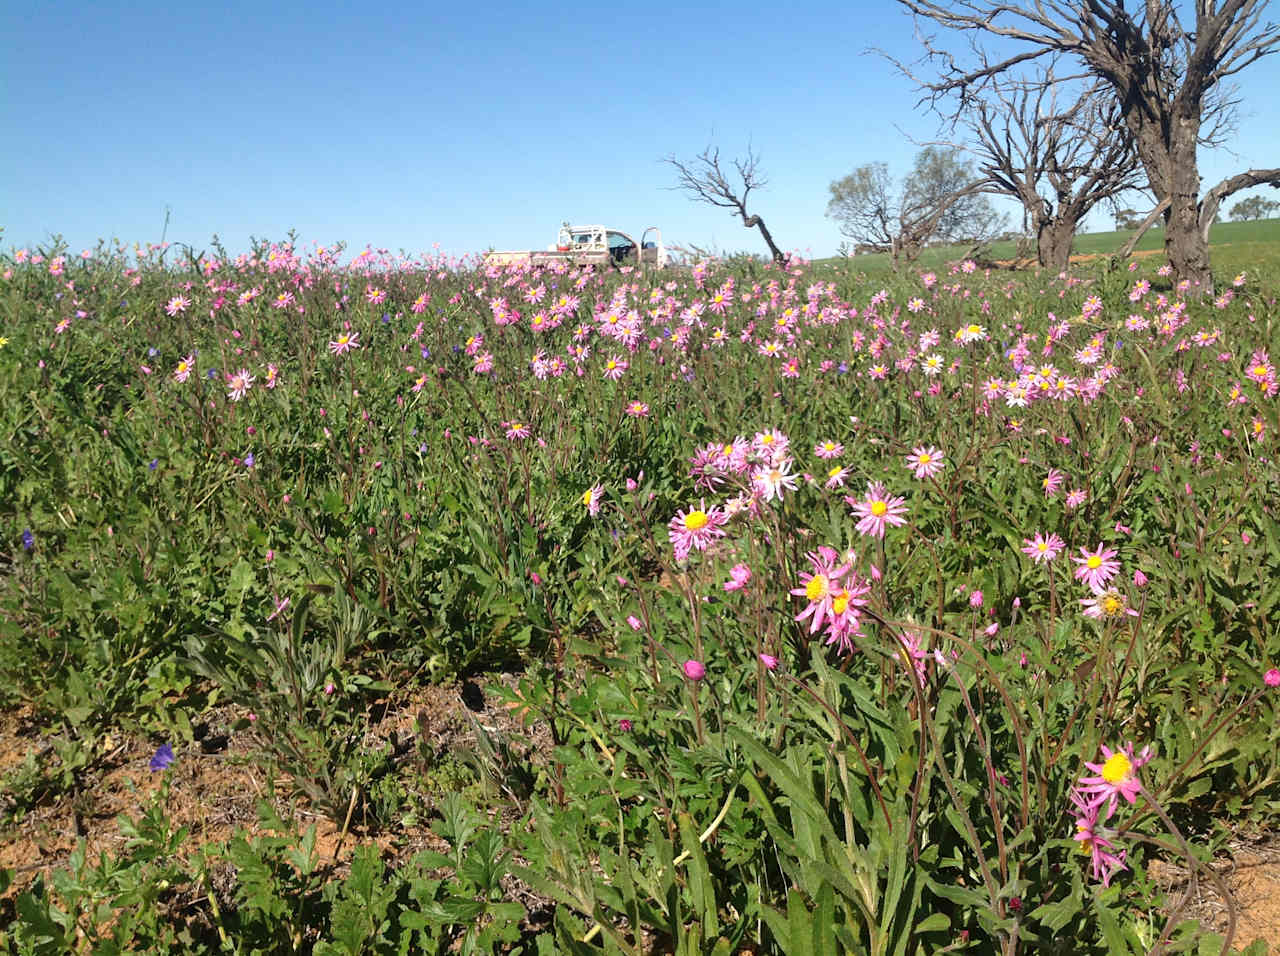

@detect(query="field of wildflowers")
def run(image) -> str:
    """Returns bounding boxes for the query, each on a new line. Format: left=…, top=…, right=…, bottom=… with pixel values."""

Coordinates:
left=1, top=236, right=1279, bottom=953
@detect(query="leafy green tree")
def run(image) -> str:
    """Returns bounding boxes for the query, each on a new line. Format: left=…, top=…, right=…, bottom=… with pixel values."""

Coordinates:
left=827, top=147, right=1000, bottom=266
left=1228, top=195, right=1280, bottom=221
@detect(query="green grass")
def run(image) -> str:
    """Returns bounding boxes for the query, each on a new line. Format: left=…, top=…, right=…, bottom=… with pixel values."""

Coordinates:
left=816, top=217, right=1280, bottom=280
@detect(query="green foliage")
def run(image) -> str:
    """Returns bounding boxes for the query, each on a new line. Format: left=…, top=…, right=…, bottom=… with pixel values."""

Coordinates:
left=2, top=238, right=1280, bottom=953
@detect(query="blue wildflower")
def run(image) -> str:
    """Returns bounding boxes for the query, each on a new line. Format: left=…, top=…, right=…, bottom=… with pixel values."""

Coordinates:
left=149, top=743, right=174, bottom=772
left=21, top=528, right=35, bottom=551
left=148, top=459, right=158, bottom=471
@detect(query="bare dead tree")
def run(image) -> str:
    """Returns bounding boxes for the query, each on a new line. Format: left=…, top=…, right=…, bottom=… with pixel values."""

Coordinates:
left=893, top=0, right=1280, bottom=289
left=945, top=69, right=1146, bottom=271
left=664, top=146, right=786, bottom=264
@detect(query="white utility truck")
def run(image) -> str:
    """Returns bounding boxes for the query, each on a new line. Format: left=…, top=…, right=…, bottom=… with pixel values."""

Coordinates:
left=485, top=223, right=665, bottom=270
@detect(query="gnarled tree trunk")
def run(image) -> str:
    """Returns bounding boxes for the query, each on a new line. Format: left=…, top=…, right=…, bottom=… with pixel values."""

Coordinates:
left=1161, top=130, right=1213, bottom=291
left=1036, top=216, right=1077, bottom=273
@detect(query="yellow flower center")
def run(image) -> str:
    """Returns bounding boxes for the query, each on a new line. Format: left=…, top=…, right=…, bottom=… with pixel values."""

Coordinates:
left=684, top=510, right=708, bottom=531
left=1102, top=595, right=1123, bottom=616
left=832, top=592, right=849, bottom=615
left=806, top=574, right=829, bottom=602
left=761, top=435, right=774, bottom=444
left=582, top=489, right=594, bottom=506
left=870, top=501, right=888, bottom=517
left=828, top=466, right=843, bottom=478
left=510, top=423, right=523, bottom=431
left=1253, top=365, right=1268, bottom=377
left=918, top=454, right=931, bottom=465
left=1101, top=752, right=1133, bottom=785
left=1087, top=556, right=1102, bottom=569
left=1037, top=542, right=1048, bottom=552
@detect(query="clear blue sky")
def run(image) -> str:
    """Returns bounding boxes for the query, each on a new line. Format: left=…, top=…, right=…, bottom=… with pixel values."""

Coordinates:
left=4, top=1, right=1278, bottom=261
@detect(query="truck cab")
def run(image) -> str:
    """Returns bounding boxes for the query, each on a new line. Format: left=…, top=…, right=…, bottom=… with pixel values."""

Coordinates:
left=555, top=224, right=666, bottom=268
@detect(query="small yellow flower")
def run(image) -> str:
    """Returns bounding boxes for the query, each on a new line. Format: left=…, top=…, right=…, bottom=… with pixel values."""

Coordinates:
left=0, top=336, right=8, bottom=349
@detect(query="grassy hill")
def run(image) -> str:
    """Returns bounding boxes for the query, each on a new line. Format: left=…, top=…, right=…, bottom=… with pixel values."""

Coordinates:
left=818, top=217, right=1280, bottom=280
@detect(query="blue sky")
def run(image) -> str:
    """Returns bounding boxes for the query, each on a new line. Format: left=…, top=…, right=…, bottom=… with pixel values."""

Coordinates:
left=4, top=1, right=1278, bottom=261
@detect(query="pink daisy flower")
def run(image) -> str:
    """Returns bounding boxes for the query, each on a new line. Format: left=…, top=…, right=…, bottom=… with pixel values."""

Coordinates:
left=602, top=355, right=628, bottom=380
left=752, top=429, right=789, bottom=462
left=905, top=445, right=945, bottom=480
left=667, top=501, right=728, bottom=562
left=824, top=579, right=871, bottom=655
left=790, top=546, right=852, bottom=636
left=723, top=563, right=751, bottom=592
left=581, top=484, right=604, bottom=516
left=1042, top=468, right=1065, bottom=499
left=846, top=482, right=909, bottom=539
left=1069, top=789, right=1128, bottom=887
left=1080, top=589, right=1139, bottom=620
left=751, top=459, right=798, bottom=503
left=1021, top=532, right=1065, bottom=565
left=1072, top=544, right=1121, bottom=593
left=824, top=465, right=849, bottom=490
left=329, top=331, right=361, bottom=355
left=814, top=439, right=844, bottom=459
left=502, top=421, right=531, bottom=440
left=1077, top=742, right=1153, bottom=815
left=173, top=355, right=195, bottom=384
left=226, top=369, right=254, bottom=402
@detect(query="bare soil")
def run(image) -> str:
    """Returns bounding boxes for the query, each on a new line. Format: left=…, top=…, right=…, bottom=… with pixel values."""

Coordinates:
left=0, top=675, right=550, bottom=892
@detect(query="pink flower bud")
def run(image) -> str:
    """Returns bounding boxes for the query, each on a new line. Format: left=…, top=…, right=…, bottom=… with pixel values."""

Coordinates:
left=1265, top=668, right=1280, bottom=688
left=758, top=653, right=778, bottom=671
left=618, top=718, right=633, bottom=732
left=969, top=590, right=984, bottom=608
left=1133, top=569, right=1148, bottom=588
left=683, top=659, right=706, bottom=681
left=324, top=682, right=336, bottom=695
left=626, top=615, right=643, bottom=631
